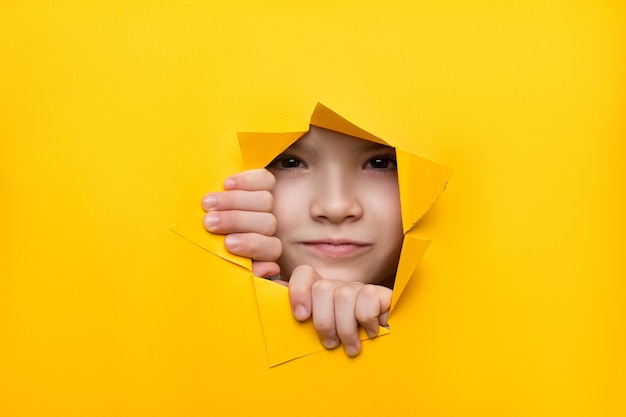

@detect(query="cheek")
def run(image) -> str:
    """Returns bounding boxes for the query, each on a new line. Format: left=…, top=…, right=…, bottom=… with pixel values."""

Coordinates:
left=365, top=182, right=403, bottom=236
left=271, top=180, right=309, bottom=278
left=367, top=186, right=403, bottom=284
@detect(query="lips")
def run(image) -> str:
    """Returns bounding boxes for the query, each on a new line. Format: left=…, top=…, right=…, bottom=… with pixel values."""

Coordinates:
left=300, top=239, right=371, bottom=258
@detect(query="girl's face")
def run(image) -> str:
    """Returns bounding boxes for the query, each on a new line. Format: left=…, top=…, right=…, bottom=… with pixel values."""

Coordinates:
left=267, top=126, right=404, bottom=287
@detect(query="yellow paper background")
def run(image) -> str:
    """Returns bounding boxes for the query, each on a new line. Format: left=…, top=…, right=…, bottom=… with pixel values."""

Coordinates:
left=1, top=1, right=624, bottom=416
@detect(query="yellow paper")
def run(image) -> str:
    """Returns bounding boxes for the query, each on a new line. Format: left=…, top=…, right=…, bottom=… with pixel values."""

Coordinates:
left=2, top=1, right=624, bottom=416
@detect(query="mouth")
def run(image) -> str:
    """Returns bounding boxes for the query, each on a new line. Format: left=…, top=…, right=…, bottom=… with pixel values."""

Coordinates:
left=300, top=239, right=371, bottom=258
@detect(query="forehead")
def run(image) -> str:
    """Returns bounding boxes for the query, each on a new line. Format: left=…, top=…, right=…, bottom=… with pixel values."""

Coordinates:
left=287, top=126, right=395, bottom=155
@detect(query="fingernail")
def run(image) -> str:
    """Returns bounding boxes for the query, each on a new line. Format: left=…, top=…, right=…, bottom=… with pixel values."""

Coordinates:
left=366, top=328, right=378, bottom=339
left=322, top=338, right=339, bottom=349
left=202, top=194, right=217, bottom=210
left=344, top=344, right=360, bottom=357
left=224, top=178, right=236, bottom=189
left=204, top=213, right=219, bottom=230
left=294, top=305, right=308, bottom=321
left=224, top=235, right=240, bottom=250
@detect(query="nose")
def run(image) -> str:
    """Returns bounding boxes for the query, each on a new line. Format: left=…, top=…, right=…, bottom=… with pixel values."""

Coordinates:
left=309, top=170, right=364, bottom=223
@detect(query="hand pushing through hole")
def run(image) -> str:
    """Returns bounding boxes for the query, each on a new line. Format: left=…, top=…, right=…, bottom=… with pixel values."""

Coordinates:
left=201, top=169, right=282, bottom=278
left=288, top=265, right=392, bottom=357
left=202, top=125, right=403, bottom=357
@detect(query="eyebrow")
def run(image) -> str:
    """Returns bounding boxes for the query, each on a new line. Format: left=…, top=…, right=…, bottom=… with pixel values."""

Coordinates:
left=287, top=139, right=394, bottom=155
left=357, top=142, right=395, bottom=154
left=287, top=140, right=318, bottom=155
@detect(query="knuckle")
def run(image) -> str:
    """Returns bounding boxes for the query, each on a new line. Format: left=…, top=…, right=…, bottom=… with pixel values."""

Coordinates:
left=292, top=264, right=314, bottom=279
left=292, top=265, right=320, bottom=290
left=289, top=265, right=309, bottom=284
left=222, top=210, right=237, bottom=229
left=234, top=171, right=254, bottom=189
left=314, top=318, right=336, bottom=336
left=219, top=190, right=236, bottom=209
left=265, top=213, right=277, bottom=235
left=334, top=285, right=357, bottom=302
left=269, top=237, right=282, bottom=261
left=312, top=279, right=334, bottom=295
left=240, top=234, right=258, bottom=254
left=252, top=236, right=281, bottom=261
left=288, top=287, right=307, bottom=306
left=240, top=170, right=254, bottom=185
left=359, top=284, right=379, bottom=299
left=355, top=308, right=375, bottom=324
left=261, top=191, right=273, bottom=211
left=219, top=194, right=234, bottom=211
left=337, top=327, right=358, bottom=344
left=263, top=169, right=276, bottom=190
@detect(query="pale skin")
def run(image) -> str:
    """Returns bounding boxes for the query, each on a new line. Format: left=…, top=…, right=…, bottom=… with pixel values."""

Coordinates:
left=202, top=127, right=403, bottom=356
left=201, top=169, right=282, bottom=278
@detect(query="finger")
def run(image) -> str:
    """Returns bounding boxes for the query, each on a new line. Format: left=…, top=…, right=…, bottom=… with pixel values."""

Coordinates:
left=377, top=286, right=392, bottom=328
left=288, top=265, right=318, bottom=322
left=203, top=211, right=276, bottom=235
left=223, top=169, right=275, bottom=191
left=224, top=233, right=282, bottom=261
left=311, top=279, right=341, bottom=350
left=252, top=261, right=281, bottom=278
left=378, top=310, right=390, bottom=329
left=355, top=285, right=385, bottom=339
left=334, top=284, right=362, bottom=357
left=202, top=190, right=273, bottom=213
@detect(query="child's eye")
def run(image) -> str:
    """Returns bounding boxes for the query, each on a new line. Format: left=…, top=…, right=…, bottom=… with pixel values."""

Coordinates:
left=267, top=154, right=307, bottom=170
left=364, top=156, right=397, bottom=171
